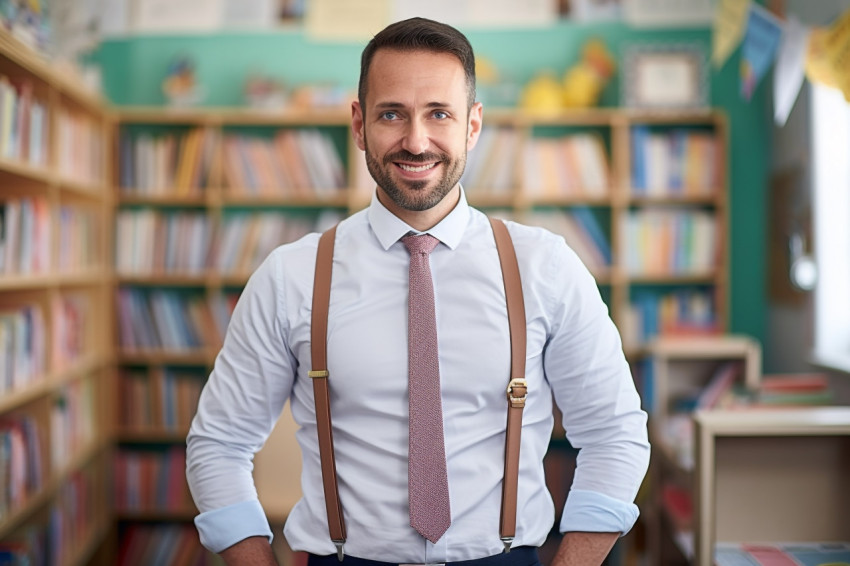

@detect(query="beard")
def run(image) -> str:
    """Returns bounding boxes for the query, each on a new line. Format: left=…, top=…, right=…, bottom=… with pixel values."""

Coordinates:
left=364, top=138, right=467, bottom=212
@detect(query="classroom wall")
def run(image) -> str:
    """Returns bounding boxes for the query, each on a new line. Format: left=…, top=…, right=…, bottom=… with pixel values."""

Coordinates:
left=92, top=20, right=769, bottom=346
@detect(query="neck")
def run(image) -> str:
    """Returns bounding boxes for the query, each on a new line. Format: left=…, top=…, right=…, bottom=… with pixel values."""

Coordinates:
left=377, top=185, right=461, bottom=232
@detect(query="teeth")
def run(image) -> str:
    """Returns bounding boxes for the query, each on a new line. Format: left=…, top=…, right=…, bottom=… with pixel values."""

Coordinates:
left=398, top=162, right=436, bottom=172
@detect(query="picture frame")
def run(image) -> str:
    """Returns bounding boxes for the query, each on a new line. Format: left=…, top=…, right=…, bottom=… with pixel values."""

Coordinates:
left=621, top=43, right=709, bottom=110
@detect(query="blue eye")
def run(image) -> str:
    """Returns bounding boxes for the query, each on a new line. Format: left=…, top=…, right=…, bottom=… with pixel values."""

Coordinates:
left=433, top=111, right=448, bottom=119
left=380, top=111, right=398, bottom=120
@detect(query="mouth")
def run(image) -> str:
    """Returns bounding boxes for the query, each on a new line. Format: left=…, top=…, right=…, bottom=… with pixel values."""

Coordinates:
left=393, top=160, right=441, bottom=181
left=396, top=162, right=438, bottom=173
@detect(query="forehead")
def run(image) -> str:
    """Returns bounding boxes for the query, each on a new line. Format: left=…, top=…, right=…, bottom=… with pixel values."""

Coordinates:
left=365, top=49, right=467, bottom=107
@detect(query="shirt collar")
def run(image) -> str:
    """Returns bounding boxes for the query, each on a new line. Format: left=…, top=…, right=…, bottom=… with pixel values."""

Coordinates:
left=367, top=186, right=470, bottom=251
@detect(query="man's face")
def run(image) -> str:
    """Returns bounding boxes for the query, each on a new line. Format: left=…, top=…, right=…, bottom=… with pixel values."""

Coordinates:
left=352, top=49, right=482, bottom=213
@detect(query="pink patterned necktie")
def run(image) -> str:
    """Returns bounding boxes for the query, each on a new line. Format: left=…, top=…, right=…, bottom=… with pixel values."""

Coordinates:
left=402, top=233, right=451, bottom=543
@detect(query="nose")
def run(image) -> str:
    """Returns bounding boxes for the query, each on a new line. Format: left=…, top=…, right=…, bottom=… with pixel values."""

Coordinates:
left=401, top=119, right=429, bottom=155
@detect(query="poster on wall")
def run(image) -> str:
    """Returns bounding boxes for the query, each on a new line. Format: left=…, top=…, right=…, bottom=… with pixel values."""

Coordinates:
left=622, top=0, right=716, bottom=28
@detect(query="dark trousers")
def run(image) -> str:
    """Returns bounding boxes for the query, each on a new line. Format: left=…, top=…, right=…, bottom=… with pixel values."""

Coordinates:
left=308, top=546, right=540, bottom=566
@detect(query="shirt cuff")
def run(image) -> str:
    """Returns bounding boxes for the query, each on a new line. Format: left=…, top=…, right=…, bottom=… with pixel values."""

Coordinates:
left=559, top=489, right=640, bottom=536
left=194, top=499, right=273, bottom=553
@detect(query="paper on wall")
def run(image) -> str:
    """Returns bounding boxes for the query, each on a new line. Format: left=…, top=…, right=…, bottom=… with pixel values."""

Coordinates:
left=773, top=15, right=810, bottom=126
left=304, top=0, right=391, bottom=42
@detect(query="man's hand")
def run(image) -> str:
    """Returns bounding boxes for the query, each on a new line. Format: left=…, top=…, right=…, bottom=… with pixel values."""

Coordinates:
left=220, top=536, right=279, bottom=566
left=551, top=531, right=619, bottom=566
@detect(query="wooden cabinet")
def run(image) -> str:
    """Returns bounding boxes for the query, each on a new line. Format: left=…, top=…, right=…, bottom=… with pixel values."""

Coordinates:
left=694, top=407, right=850, bottom=566
left=0, top=28, right=112, bottom=565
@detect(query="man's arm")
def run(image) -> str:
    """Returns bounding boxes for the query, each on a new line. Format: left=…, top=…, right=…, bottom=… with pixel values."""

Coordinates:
left=540, top=238, right=650, bottom=537
left=187, top=249, right=299, bottom=553
left=551, top=532, right=619, bottom=566
left=220, top=536, right=279, bottom=566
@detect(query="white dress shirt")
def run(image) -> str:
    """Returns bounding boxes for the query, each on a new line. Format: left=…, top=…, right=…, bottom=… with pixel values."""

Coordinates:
left=187, top=188, right=650, bottom=562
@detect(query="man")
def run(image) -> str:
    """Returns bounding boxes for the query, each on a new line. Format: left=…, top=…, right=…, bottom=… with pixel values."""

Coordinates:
left=187, top=17, right=649, bottom=566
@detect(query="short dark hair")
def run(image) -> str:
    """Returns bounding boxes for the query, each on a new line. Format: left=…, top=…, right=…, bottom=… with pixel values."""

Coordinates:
left=358, top=17, right=476, bottom=111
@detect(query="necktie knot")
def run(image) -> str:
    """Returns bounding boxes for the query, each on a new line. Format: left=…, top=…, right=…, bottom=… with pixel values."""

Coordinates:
left=402, top=233, right=439, bottom=256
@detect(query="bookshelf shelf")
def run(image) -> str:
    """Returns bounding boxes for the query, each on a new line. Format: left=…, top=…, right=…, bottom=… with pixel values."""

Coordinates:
left=118, top=350, right=214, bottom=365
left=628, top=194, right=723, bottom=206
left=219, top=193, right=350, bottom=207
left=626, top=272, right=721, bottom=284
left=0, top=271, right=108, bottom=290
left=0, top=354, right=106, bottom=414
left=116, top=105, right=350, bottom=126
left=117, top=194, right=209, bottom=206
left=117, top=274, right=210, bottom=286
left=0, top=156, right=52, bottom=183
left=0, top=379, right=50, bottom=414
left=58, top=178, right=109, bottom=198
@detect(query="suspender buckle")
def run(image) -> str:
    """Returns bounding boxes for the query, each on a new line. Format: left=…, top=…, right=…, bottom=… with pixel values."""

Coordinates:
left=309, top=370, right=330, bottom=379
left=501, top=536, right=514, bottom=553
left=333, top=540, right=345, bottom=561
left=506, top=378, right=528, bottom=408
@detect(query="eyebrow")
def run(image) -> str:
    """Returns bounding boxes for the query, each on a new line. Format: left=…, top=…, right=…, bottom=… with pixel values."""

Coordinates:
left=374, top=101, right=453, bottom=110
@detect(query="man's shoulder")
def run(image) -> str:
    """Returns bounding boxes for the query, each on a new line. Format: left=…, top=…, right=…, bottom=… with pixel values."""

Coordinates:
left=492, top=216, right=566, bottom=256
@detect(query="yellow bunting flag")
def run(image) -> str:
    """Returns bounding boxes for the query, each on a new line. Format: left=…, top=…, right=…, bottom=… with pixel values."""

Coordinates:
left=712, top=0, right=751, bottom=68
left=823, top=8, right=850, bottom=101
left=806, top=27, right=838, bottom=89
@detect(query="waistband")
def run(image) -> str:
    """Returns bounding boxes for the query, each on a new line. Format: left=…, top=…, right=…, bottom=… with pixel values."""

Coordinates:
left=307, top=546, right=538, bottom=566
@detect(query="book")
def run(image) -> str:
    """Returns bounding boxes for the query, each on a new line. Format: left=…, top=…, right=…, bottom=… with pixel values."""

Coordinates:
left=715, top=542, right=850, bottom=566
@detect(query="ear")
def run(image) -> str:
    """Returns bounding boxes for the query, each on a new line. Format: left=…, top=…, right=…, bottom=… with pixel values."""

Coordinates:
left=351, top=100, right=366, bottom=151
left=466, top=101, right=483, bottom=151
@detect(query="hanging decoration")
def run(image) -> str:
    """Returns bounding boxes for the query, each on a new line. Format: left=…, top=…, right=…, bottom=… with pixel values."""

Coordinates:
left=712, top=0, right=750, bottom=69
left=822, top=8, right=850, bottom=102
left=772, top=15, right=810, bottom=126
left=739, top=3, right=783, bottom=101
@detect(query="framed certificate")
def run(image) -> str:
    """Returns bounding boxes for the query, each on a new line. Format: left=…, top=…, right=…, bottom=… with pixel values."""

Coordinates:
left=622, top=43, right=709, bottom=109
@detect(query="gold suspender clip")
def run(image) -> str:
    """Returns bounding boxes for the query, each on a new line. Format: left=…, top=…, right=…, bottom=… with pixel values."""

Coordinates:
left=309, top=370, right=330, bottom=378
left=506, top=378, right=528, bottom=408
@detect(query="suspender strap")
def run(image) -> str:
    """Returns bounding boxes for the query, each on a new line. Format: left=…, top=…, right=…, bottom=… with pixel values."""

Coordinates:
left=489, top=218, right=527, bottom=551
left=310, top=219, right=527, bottom=556
left=310, top=225, right=346, bottom=560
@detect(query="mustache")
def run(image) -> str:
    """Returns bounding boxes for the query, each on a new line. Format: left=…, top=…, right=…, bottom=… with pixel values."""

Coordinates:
left=384, top=151, right=445, bottom=164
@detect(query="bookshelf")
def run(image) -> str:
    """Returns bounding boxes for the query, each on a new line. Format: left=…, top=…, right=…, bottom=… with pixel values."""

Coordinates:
left=0, top=28, right=113, bottom=565
left=644, top=335, right=762, bottom=564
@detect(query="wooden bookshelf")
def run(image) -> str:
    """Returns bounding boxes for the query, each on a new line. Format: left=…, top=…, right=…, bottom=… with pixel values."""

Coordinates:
left=644, top=335, right=762, bottom=564
left=0, top=27, right=113, bottom=564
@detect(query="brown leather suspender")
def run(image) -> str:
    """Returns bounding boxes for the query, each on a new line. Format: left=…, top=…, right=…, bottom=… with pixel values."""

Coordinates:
left=309, top=219, right=527, bottom=559
left=310, top=225, right=346, bottom=560
left=488, top=217, right=528, bottom=552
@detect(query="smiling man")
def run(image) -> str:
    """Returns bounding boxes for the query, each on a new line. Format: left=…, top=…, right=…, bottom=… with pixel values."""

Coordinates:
left=187, top=17, right=649, bottom=566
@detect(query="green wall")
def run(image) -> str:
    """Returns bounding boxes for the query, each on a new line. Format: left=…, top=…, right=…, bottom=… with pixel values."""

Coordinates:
left=93, top=20, right=768, bottom=344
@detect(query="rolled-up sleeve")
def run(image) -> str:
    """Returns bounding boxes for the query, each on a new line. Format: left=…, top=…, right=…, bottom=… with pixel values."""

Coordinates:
left=542, top=240, right=650, bottom=535
left=186, top=249, right=298, bottom=551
